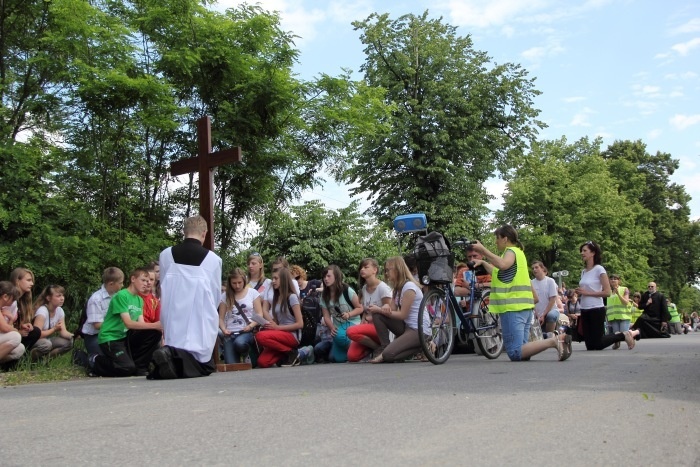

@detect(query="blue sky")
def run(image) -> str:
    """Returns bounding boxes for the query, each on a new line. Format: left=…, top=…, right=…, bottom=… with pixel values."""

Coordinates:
left=216, top=0, right=700, bottom=221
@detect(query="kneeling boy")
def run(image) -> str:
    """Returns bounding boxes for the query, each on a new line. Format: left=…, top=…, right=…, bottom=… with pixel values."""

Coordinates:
left=91, top=267, right=162, bottom=377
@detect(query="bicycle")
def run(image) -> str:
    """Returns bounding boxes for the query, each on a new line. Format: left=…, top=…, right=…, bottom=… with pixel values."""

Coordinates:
left=416, top=240, right=503, bottom=364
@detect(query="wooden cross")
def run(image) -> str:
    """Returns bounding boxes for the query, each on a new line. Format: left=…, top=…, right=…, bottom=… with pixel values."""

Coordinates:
left=170, top=115, right=243, bottom=251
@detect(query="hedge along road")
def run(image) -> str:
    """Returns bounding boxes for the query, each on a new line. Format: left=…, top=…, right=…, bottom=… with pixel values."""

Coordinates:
left=2, top=335, right=699, bottom=466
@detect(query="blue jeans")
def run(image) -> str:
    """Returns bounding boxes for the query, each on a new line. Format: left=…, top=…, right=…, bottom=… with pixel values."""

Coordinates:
left=544, top=309, right=559, bottom=323
left=222, top=332, right=258, bottom=366
left=609, top=320, right=630, bottom=333
left=314, top=340, right=332, bottom=362
left=500, top=310, right=533, bottom=361
left=330, top=323, right=354, bottom=363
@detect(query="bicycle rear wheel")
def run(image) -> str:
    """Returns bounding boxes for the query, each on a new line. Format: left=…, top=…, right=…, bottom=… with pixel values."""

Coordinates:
left=418, top=287, right=456, bottom=364
left=474, top=291, right=503, bottom=359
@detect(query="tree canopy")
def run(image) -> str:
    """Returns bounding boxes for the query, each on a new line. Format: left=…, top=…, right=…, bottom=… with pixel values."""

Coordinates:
left=343, top=11, right=544, bottom=239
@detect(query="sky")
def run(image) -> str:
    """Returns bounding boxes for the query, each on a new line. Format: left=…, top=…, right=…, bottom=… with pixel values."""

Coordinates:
left=214, top=0, right=700, bottom=221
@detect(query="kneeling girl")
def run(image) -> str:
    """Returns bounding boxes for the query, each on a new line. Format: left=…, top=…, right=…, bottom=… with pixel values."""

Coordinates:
left=255, top=267, right=303, bottom=367
left=370, top=256, right=426, bottom=363
left=219, top=268, right=263, bottom=366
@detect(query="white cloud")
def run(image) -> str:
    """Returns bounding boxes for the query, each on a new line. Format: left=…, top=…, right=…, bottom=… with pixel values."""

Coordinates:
left=563, top=96, right=585, bottom=103
left=664, top=71, right=698, bottom=80
left=671, top=18, right=700, bottom=35
left=647, top=129, right=662, bottom=140
left=214, top=0, right=327, bottom=44
left=440, top=0, right=550, bottom=29
left=671, top=37, right=700, bottom=56
left=670, top=114, right=700, bottom=130
left=570, top=107, right=595, bottom=127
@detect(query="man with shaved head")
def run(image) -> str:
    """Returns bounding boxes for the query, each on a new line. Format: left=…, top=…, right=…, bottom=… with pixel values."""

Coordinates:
left=631, top=282, right=671, bottom=339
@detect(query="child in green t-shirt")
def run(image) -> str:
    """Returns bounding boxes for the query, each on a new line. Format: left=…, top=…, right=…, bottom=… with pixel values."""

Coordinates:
left=90, top=267, right=162, bottom=377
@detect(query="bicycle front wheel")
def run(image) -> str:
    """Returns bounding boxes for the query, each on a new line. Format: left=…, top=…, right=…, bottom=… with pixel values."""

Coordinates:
left=418, top=287, right=456, bottom=364
left=474, top=291, right=503, bottom=359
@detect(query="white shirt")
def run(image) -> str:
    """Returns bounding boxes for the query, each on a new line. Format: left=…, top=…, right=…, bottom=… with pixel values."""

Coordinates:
left=397, top=282, right=426, bottom=331
left=531, top=276, right=558, bottom=318
left=82, top=286, right=112, bottom=335
left=220, top=288, right=260, bottom=333
left=361, top=281, right=392, bottom=308
left=579, top=265, right=606, bottom=309
left=160, top=247, right=222, bottom=363
left=35, top=306, right=65, bottom=331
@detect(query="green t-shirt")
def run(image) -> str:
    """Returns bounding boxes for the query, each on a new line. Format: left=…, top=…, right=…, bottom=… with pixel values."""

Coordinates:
left=98, top=289, right=144, bottom=344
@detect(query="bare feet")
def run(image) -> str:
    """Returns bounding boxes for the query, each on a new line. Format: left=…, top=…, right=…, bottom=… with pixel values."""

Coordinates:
left=623, top=330, right=636, bottom=350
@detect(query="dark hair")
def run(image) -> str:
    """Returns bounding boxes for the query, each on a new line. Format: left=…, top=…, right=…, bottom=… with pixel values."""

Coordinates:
left=33, top=284, right=65, bottom=310
left=272, top=267, right=296, bottom=320
left=494, top=225, right=524, bottom=250
left=0, top=281, right=20, bottom=301
left=579, top=241, right=602, bottom=265
left=225, top=268, right=248, bottom=311
left=402, top=254, right=418, bottom=274
left=531, top=260, right=548, bottom=274
left=130, top=267, right=151, bottom=280
left=322, top=265, right=344, bottom=305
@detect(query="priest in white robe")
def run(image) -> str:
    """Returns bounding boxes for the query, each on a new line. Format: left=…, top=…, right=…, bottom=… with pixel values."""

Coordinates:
left=148, top=215, right=221, bottom=379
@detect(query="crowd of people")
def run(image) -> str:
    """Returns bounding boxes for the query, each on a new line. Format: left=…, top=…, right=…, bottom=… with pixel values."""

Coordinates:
left=1, top=218, right=695, bottom=376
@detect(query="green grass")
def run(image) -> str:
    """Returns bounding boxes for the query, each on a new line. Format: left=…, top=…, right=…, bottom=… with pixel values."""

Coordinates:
left=0, top=343, right=87, bottom=387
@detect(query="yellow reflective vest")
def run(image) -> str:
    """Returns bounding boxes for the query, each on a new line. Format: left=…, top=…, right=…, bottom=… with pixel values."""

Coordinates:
left=668, top=303, right=680, bottom=323
left=607, top=286, right=631, bottom=321
left=490, top=247, right=534, bottom=314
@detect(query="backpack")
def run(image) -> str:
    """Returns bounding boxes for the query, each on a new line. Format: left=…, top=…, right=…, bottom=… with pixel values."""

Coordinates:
left=73, top=302, right=89, bottom=340
left=299, top=289, right=322, bottom=347
left=298, top=284, right=352, bottom=347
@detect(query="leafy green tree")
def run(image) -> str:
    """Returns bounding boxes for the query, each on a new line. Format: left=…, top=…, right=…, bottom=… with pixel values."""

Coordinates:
left=498, top=137, right=653, bottom=289
left=344, top=11, right=544, bottom=239
left=602, top=140, right=700, bottom=301
left=246, top=200, right=398, bottom=284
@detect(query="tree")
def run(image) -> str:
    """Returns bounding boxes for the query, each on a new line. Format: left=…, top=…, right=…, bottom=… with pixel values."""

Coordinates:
left=498, top=137, right=653, bottom=290
left=246, top=200, right=397, bottom=284
left=602, top=140, right=700, bottom=301
left=344, top=11, right=544, bottom=239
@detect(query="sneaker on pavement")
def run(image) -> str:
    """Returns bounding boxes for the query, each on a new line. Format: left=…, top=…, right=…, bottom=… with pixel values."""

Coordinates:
left=281, top=348, right=300, bottom=367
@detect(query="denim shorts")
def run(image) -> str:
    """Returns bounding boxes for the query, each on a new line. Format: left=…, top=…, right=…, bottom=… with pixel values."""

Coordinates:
left=544, top=309, right=560, bottom=323
left=500, top=310, right=533, bottom=361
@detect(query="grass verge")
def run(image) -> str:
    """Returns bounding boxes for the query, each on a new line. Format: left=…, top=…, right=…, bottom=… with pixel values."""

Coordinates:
left=1, top=344, right=87, bottom=387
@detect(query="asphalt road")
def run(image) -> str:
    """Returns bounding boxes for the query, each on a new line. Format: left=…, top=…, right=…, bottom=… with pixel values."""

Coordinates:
left=2, top=333, right=699, bottom=466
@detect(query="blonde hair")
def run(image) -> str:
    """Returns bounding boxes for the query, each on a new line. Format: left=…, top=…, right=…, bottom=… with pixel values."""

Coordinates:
left=10, top=268, right=35, bottom=324
left=183, top=215, right=208, bottom=236
left=384, top=256, right=419, bottom=300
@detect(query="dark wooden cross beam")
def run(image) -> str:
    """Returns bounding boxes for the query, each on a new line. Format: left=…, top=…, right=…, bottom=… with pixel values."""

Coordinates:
left=170, top=115, right=243, bottom=251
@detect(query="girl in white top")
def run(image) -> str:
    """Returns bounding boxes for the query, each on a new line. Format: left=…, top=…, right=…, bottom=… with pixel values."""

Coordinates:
left=255, top=267, right=303, bottom=368
left=370, top=256, right=426, bottom=363
left=530, top=261, right=560, bottom=334
left=346, top=258, right=392, bottom=362
left=219, top=268, right=263, bottom=365
left=32, top=285, right=73, bottom=358
left=575, top=241, right=639, bottom=350
left=246, top=252, right=272, bottom=295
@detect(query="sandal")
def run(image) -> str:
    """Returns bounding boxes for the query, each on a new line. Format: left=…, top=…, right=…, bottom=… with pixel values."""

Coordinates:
left=369, top=353, right=384, bottom=364
left=554, top=334, right=565, bottom=361
left=561, top=334, right=572, bottom=361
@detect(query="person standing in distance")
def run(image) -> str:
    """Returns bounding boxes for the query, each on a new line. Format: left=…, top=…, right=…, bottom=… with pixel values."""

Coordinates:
left=149, top=215, right=222, bottom=379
